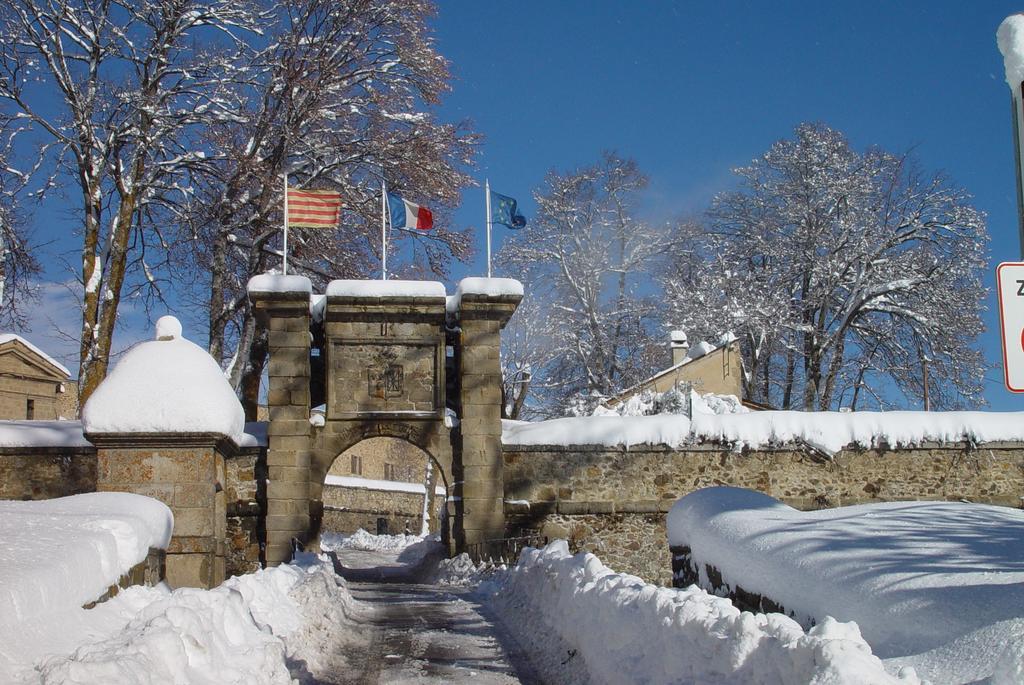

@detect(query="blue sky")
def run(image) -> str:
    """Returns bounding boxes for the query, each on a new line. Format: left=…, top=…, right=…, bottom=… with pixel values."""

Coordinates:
left=21, top=1, right=1024, bottom=410
left=431, top=1, right=1024, bottom=410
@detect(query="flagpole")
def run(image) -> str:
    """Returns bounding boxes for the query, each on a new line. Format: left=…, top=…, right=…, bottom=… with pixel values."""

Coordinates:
left=381, top=180, right=387, bottom=280
left=282, top=172, right=289, bottom=275
left=485, top=178, right=492, bottom=278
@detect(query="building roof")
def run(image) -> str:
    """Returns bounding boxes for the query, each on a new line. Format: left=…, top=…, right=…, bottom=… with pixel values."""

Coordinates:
left=0, top=334, right=71, bottom=378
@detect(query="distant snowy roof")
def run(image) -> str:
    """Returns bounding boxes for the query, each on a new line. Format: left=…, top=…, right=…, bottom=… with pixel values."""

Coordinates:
left=998, top=15, right=1024, bottom=90
left=447, top=277, right=523, bottom=313
left=0, top=333, right=71, bottom=377
left=247, top=273, right=312, bottom=295
left=324, top=474, right=446, bottom=495
left=0, top=420, right=91, bottom=448
left=81, top=316, right=245, bottom=444
left=326, top=279, right=445, bottom=299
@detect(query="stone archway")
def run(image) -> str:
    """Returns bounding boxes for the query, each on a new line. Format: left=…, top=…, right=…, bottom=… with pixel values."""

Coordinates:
left=315, top=436, right=449, bottom=543
left=250, top=277, right=520, bottom=565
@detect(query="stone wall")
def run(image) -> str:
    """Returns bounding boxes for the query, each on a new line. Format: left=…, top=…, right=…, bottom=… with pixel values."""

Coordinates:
left=225, top=449, right=266, bottom=577
left=503, top=442, right=1024, bottom=585
left=0, top=447, right=96, bottom=499
left=321, top=482, right=442, bottom=535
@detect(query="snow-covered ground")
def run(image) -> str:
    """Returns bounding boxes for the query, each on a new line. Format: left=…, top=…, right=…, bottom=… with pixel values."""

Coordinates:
left=480, top=540, right=914, bottom=685
left=668, top=487, right=1024, bottom=683
left=1, top=550, right=358, bottom=684
left=503, top=409, right=1024, bottom=455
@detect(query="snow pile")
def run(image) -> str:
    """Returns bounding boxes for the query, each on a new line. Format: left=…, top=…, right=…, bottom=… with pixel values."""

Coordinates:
left=81, top=316, right=246, bottom=444
left=0, top=494, right=173, bottom=628
left=504, top=410, right=1024, bottom=455
left=324, top=474, right=446, bottom=495
left=998, top=14, right=1024, bottom=90
left=320, top=528, right=429, bottom=554
left=429, top=553, right=503, bottom=587
left=668, top=487, right=1024, bottom=681
left=503, top=414, right=693, bottom=448
left=246, top=273, right=312, bottom=294
left=594, top=387, right=748, bottom=418
left=0, top=333, right=71, bottom=377
left=488, top=540, right=915, bottom=685
left=447, top=277, right=523, bottom=313
left=326, top=279, right=445, bottom=299
left=0, top=420, right=92, bottom=448
left=690, top=409, right=1024, bottom=455
left=2, top=552, right=356, bottom=684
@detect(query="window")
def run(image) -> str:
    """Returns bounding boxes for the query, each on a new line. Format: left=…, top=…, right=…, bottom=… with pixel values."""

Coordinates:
left=384, top=463, right=396, bottom=481
left=350, top=454, right=362, bottom=475
left=25, top=399, right=34, bottom=420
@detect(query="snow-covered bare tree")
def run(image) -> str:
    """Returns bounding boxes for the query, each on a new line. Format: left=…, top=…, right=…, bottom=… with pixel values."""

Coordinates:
left=663, top=123, right=988, bottom=410
left=184, top=0, right=476, bottom=411
left=0, top=0, right=259, bottom=403
left=498, top=154, right=670, bottom=416
left=0, top=161, right=39, bottom=328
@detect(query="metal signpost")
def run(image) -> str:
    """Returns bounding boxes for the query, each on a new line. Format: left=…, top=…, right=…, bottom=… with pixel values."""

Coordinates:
left=997, top=262, right=1024, bottom=392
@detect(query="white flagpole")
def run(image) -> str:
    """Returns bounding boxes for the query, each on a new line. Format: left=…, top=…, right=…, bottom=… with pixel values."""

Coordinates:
left=485, top=178, right=492, bottom=278
left=381, top=180, right=387, bottom=280
left=282, top=173, right=289, bottom=275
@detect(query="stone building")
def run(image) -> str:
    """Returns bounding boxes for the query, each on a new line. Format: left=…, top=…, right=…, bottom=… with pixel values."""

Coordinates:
left=0, top=334, right=72, bottom=420
left=605, top=331, right=752, bottom=409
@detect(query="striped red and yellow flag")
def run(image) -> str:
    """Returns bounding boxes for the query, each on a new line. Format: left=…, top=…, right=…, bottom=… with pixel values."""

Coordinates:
left=286, top=187, right=342, bottom=228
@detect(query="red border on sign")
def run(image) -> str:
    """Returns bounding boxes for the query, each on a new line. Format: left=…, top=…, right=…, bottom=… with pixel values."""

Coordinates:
left=996, top=262, right=1024, bottom=392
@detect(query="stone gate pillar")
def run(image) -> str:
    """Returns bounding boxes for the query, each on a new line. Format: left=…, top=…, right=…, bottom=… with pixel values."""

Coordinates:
left=451, top=278, right=522, bottom=557
left=249, top=276, right=312, bottom=565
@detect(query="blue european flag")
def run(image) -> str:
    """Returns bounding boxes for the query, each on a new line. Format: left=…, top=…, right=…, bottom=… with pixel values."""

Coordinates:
left=489, top=190, right=527, bottom=229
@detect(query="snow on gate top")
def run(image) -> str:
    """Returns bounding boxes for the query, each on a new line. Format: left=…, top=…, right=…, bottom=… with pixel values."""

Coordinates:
left=502, top=409, right=1024, bottom=455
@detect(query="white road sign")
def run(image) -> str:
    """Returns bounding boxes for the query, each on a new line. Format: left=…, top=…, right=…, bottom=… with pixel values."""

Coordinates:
left=997, top=262, right=1024, bottom=392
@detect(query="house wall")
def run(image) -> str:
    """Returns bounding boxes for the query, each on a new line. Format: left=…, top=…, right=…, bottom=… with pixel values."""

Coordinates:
left=0, top=354, right=64, bottom=420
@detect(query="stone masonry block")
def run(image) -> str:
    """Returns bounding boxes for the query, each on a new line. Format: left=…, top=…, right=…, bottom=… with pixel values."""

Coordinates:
left=459, top=417, right=502, bottom=438
left=268, top=420, right=311, bottom=437
left=267, top=450, right=310, bottom=469
left=268, top=358, right=309, bottom=379
left=461, top=478, right=503, bottom=501
left=265, top=513, right=309, bottom=533
left=269, top=316, right=309, bottom=332
left=174, top=483, right=214, bottom=508
left=460, top=442, right=502, bottom=468
left=269, top=404, right=307, bottom=421
left=173, top=507, right=215, bottom=537
left=269, top=330, right=311, bottom=347
left=267, top=466, right=308, bottom=482
left=265, top=479, right=310, bottom=500
left=267, top=498, right=309, bottom=516
left=461, top=384, right=502, bottom=406
left=462, top=462, right=503, bottom=484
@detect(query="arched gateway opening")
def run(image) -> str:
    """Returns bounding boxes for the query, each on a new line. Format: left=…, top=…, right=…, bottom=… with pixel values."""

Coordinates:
left=249, top=276, right=521, bottom=566
left=312, top=437, right=450, bottom=544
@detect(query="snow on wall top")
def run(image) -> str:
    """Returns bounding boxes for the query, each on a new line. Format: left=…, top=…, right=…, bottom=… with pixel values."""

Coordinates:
left=0, top=493, right=172, bottom=624
left=0, top=333, right=71, bottom=377
left=324, top=474, right=447, bottom=495
left=667, top=486, right=1024, bottom=669
left=81, top=316, right=245, bottom=444
left=447, top=277, right=524, bottom=314
left=0, top=420, right=91, bottom=448
left=326, top=279, right=445, bottom=299
left=247, top=273, right=312, bottom=295
left=503, top=410, right=1024, bottom=454
left=998, top=14, right=1024, bottom=90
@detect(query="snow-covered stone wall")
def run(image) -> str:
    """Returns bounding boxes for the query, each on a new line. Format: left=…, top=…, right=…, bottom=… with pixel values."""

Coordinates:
left=502, top=441, right=1024, bottom=584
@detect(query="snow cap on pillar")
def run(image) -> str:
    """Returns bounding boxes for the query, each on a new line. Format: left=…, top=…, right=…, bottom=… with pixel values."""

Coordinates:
left=82, top=316, right=245, bottom=444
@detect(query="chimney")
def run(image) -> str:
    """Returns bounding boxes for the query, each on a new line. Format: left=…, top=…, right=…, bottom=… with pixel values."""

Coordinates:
left=670, top=330, right=689, bottom=366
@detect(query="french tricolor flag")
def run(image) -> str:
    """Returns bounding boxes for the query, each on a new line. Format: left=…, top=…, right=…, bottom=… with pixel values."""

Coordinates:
left=388, top=193, right=433, bottom=231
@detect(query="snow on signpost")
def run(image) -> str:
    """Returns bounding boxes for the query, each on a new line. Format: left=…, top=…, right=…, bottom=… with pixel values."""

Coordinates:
left=997, top=262, right=1024, bottom=392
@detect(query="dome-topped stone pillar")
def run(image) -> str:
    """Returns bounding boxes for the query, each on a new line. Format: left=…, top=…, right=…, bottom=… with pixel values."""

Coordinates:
left=82, top=316, right=245, bottom=588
